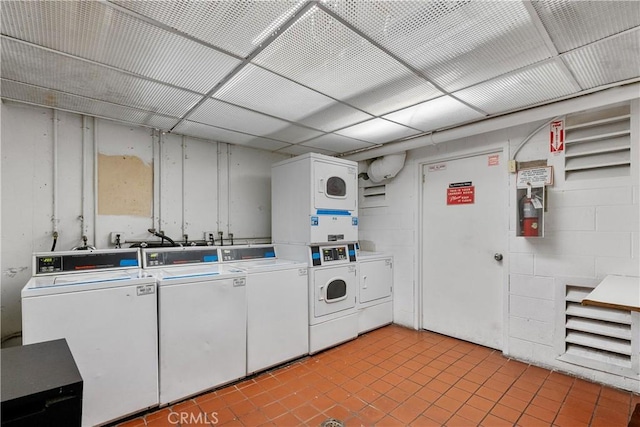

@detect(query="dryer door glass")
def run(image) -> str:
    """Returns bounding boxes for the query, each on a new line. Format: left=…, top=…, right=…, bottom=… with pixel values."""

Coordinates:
left=326, top=279, right=347, bottom=301
left=326, top=177, right=346, bottom=197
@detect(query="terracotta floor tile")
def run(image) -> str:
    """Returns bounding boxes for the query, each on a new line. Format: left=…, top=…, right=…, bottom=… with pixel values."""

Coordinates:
left=597, top=395, right=630, bottom=412
left=553, top=413, right=590, bottom=427
left=456, top=402, right=487, bottom=423
left=405, top=359, right=425, bottom=372
left=593, top=404, right=629, bottom=425
left=386, top=386, right=413, bottom=403
left=490, top=403, right=521, bottom=424
left=372, top=395, right=401, bottom=413
left=371, top=379, right=395, bottom=394
left=467, top=395, right=496, bottom=413
left=342, top=379, right=365, bottom=394
left=499, top=394, right=529, bottom=412
left=464, top=371, right=490, bottom=385
left=117, top=417, right=146, bottom=427
left=279, top=392, right=306, bottom=410
left=435, top=395, right=465, bottom=413
left=444, top=386, right=472, bottom=403
left=355, top=371, right=377, bottom=386
left=475, top=385, right=504, bottom=402
left=423, top=404, right=454, bottom=425
left=360, top=404, right=386, bottom=424
left=505, top=385, right=535, bottom=404
left=481, top=413, right=515, bottom=427
left=144, top=408, right=173, bottom=423
left=382, top=371, right=404, bottom=385
left=397, top=379, right=422, bottom=395
left=516, top=413, right=553, bottom=427
left=290, top=403, right=319, bottom=423
left=456, top=378, right=481, bottom=394
left=261, top=401, right=288, bottom=420
left=270, top=412, right=301, bottom=426
left=600, top=386, right=632, bottom=404
left=228, top=399, right=255, bottom=417
left=446, top=414, right=478, bottom=427
left=342, top=395, right=367, bottom=412
left=237, top=409, right=269, bottom=426
left=355, top=386, right=381, bottom=404
left=414, top=385, right=444, bottom=404
left=410, top=414, right=445, bottom=426
left=524, top=403, right=557, bottom=424
left=437, top=371, right=460, bottom=385
left=326, top=386, right=351, bottom=403
left=530, top=394, right=562, bottom=413
left=426, top=378, right=452, bottom=394
left=377, top=415, right=406, bottom=427
left=310, top=394, right=335, bottom=412
left=247, top=391, right=274, bottom=408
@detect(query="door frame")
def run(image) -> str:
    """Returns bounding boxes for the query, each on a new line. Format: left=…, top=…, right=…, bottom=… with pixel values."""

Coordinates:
left=415, top=145, right=511, bottom=354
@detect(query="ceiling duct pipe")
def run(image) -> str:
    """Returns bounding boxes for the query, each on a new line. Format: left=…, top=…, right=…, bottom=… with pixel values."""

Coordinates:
left=366, top=152, right=407, bottom=183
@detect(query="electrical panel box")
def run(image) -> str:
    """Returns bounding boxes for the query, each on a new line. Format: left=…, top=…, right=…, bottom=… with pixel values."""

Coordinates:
left=517, top=185, right=545, bottom=238
left=272, top=153, right=358, bottom=245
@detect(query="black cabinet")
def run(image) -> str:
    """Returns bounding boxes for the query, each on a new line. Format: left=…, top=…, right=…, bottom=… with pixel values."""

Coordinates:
left=1, top=339, right=83, bottom=427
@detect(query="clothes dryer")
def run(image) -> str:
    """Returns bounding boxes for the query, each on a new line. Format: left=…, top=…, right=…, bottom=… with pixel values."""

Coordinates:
left=219, top=245, right=309, bottom=374
left=276, top=243, right=359, bottom=354
left=272, top=153, right=358, bottom=245
left=141, top=246, right=247, bottom=406
left=22, top=249, right=158, bottom=427
left=356, top=251, right=393, bottom=333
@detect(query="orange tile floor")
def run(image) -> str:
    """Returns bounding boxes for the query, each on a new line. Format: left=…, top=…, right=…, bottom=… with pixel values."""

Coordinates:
left=117, top=325, right=639, bottom=427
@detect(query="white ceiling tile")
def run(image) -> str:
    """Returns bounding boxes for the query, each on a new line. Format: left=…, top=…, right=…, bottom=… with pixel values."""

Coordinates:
left=563, top=29, right=640, bottom=89
left=301, top=134, right=377, bottom=153
left=215, top=64, right=335, bottom=123
left=188, top=99, right=290, bottom=136
left=110, top=0, right=306, bottom=57
left=454, top=59, right=579, bottom=115
left=335, top=118, right=420, bottom=144
left=384, top=96, right=486, bottom=132
left=265, top=125, right=323, bottom=144
left=298, top=102, right=373, bottom=133
left=172, top=120, right=289, bottom=151
left=1, top=1, right=241, bottom=94
left=322, top=1, right=552, bottom=92
left=253, top=6, right=441, bottom=115
left=532, top=0, right=640, bottom=52
left=1, top=79, right=180, bottom=130
left=0, top=37, right=202, bottom=118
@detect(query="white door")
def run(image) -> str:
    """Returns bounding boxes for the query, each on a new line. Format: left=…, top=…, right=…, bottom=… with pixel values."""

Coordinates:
left=421, top=152, right=506, bottom=350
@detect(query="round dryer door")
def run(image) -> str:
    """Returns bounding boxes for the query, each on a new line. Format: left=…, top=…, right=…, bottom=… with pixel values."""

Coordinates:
left=312, top=265, right=356, bottom=318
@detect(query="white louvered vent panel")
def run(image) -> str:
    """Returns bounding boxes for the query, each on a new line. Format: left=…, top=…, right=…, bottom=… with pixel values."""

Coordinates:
left=531, top=0, right=640, bottom=52
left=563, top=29, right=640, bottom=90
left=324, top=1, right=551, bottom=92
left=563, top=285, right=633, bottom=372
left=252, top=7, right=442, bottom=116
left=0, top=37, right=201, bottom=118
left=0, top=79, right=180, bottom=130
left=111, top=0, right=305, bottom=57
left=564, top=103, right=631, bottom=181
left=453, top=59, right=577, bottom=115
left=0, top=1, right=241, bottom=94
left=360, top=184, right=388, bottom=208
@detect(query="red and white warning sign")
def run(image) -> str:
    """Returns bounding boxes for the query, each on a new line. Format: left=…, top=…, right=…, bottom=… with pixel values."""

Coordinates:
left=550, top=120, right=564, bottom=153
left=447, top=182, right=475, bottom=205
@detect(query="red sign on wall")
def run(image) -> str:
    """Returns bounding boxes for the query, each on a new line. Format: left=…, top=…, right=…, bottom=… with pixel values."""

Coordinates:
left=550, top=120, right=564, bottom=153
left=447, top=186, right=475, bottom=205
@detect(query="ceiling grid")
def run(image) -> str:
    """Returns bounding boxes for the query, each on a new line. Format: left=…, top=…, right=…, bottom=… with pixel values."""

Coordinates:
left=0, top=0, right=638, bottom=156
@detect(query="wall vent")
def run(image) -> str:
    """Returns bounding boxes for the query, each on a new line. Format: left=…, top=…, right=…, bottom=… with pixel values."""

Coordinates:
left=360, top=183, right=387, bottom=208
left=564, top=103, right=631, bottom=181
left=559, top=284, right=636, bottom=378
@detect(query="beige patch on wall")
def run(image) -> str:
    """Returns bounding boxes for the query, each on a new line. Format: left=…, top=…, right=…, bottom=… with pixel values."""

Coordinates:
left=98, top=154, right=152, bottom=216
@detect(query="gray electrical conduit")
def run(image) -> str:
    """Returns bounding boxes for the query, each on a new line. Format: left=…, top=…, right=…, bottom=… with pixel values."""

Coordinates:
left=511, top=116, right=561, bottom=161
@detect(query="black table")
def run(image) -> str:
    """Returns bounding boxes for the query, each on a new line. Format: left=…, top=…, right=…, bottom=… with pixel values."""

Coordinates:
left=1, top=339, right=83, bottom=427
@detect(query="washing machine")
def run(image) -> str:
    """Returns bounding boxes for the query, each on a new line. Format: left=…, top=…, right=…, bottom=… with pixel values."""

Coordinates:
left=21, top=249, right=158, bottom=427
left=272, top=153, right=358, bottom=245
left=219, top=245, right=309, bottom=374
left=276, top=243, right=359, bottom=354
left=357, top=251, right=394, bottom=333
left=141, top=246, right=247, bottom=406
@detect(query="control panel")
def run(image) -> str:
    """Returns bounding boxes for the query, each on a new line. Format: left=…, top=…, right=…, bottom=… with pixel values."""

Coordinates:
left=310, top=243, right=357, bottom=266
left=142, top=247, right=219, bottom=268
left=220, top=246, right=276, bottom=262
left=33, top=249, right=139, bottom=275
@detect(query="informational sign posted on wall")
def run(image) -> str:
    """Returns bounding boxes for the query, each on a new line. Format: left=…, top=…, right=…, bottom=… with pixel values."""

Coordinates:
left=447, top=182, right=475, bottom=205
left=516, top=166, right=553, bottom=189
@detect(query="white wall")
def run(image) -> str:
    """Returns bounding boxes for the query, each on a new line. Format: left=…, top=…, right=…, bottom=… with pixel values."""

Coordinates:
left=358, top=94, right=639, bottom=391
left=0, top=100, right=288, bottom=342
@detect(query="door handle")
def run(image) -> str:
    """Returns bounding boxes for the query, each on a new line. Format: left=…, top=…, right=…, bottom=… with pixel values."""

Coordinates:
left=494, top=253, right=503, bottom=261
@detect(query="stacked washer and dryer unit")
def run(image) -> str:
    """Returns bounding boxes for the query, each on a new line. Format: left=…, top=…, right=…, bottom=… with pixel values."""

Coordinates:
left=272, top=153, right=393, bottom=354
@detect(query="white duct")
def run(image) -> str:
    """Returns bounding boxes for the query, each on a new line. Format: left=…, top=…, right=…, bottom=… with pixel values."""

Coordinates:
left=367, top=152, right=407, bottom=183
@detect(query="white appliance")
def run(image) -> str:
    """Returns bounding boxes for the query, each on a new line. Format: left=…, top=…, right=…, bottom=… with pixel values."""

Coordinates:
left=277, top=243, right=359, bottom=354
left=21, top=249, right=159, bottom=427
left=357, top=251, right=394, bottom=333
left=141, top=246, right=247, bottom=406
left=219, top=245, right=309, bottom=374
left=272, top=153, right=358, bottom=245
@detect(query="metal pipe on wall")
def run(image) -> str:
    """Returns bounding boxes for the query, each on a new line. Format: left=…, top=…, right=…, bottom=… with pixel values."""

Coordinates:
left=93, top=118, right=98, bottom=247
left=181, top=135, right=186, bottom=239
left=51, top=109, right=58, bottom=235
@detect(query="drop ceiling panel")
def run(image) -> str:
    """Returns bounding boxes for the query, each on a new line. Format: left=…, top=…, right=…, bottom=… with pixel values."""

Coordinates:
left=253, top=6, right=441, bottom=115
left=1, top=79, right=180, bottom=130
left=1, top=1, right=240, bottom=94
left=188, top=98, right=291, bottom=136
left=276, top=144, right=336, bottom=156
left=563, top=29, right=640, bottom=89
left=297, top=102, right=372, bottom=133
left=454, top=59, right=578, bottom=115
left=301, top=133, right=377, bottom=153
left=110, top=0, right=305, bottom=57
left=1, top=37, right=201, bottom=118
left=335, top=118, right=420, bottom=144
left=215, top=64, right=336, bottom=122
left=532, top=0, right=640, bottom=52
left=173, top=120, right=289, bottom=151
left=384, top=96, right=486, bottom=132
left=323, top=1, right=551, bottom=92
left=264, top=125, right=323, bottom=144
